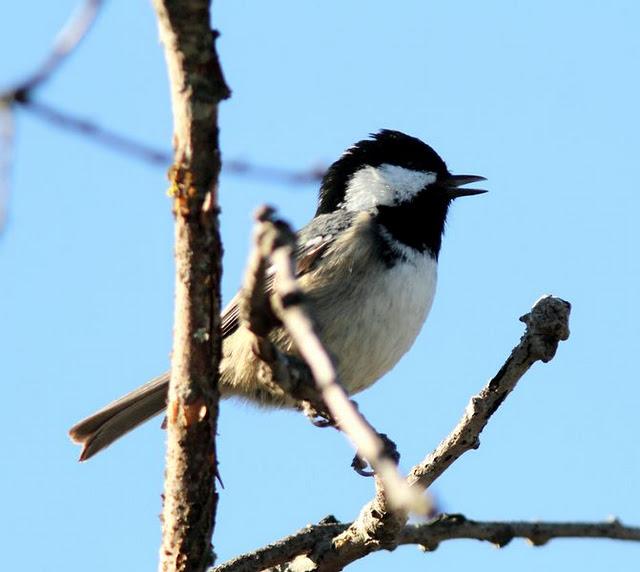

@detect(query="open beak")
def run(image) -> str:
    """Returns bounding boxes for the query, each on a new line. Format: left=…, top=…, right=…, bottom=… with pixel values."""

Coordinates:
left=444, top=174, right=488, bottom=198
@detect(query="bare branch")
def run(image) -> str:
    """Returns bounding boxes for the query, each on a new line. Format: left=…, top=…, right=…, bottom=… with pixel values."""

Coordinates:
left=0, top=0, right=103, bottom=101
left=213, top=518, right=348, bottom=572
left=407, top=295, right=571, bottom=490
left=22, top=99, right=171, bottom=165
left=0, top=1, right=322, bottom=213
left=245, top=206, right=429, bottom=516
left=238, top=210, right=319, bottom=404
left=319, top=296, right=571, bottom=570
left=0, top=0, right=104, bottom=232
left=212, top=515, right=640, bottom=572
left=399, top=514, right=640, bottom=550
left=16, top=101, right=329, bottom=184
left=151, top=0, right=230, bottom=571
left=224, top=159, right=325, bottom=185
left=244, top=295, right=572, bottom=571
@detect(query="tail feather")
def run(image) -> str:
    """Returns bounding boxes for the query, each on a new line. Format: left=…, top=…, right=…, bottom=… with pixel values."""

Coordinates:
left=69, top=373, right=170, bottom=461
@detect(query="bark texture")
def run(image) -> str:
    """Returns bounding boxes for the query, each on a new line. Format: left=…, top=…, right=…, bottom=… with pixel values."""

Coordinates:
left=213, top=515, right=640, bottom=572
left=151, top=1, right=230, bottom=571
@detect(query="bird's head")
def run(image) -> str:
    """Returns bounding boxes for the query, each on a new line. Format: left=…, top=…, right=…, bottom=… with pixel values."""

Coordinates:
left=317, top=129, right=486, bottom=215
left=316, top=130, right=486, bottom=258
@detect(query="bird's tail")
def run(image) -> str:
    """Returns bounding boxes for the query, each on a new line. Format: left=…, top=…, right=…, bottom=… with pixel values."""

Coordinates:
left=68, top=373, right=170, bottom=461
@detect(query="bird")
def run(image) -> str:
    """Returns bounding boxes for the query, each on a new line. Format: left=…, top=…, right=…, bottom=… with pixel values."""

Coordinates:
left=69, top=129, right=486, bottom=461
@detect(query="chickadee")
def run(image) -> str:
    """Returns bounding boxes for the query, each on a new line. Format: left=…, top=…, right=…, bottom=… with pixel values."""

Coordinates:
left=70, top=129, right=486, bottom=461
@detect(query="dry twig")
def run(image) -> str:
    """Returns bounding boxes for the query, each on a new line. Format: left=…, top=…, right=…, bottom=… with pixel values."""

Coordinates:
left=9, top=97, right=328, bottom=181
left=0, top=0, right=104, bottom=232
left=0, top=0, right=322, bottom=232
left=242, top=206, right=429, bottom=515
left=0, top=0, right=103, bottom=102
left=213, top=295, right=574, bottom=571
left=408, top=295, right=571, bottom=489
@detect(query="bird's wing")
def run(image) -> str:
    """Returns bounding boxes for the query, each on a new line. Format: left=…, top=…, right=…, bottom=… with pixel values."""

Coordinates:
left=220, top=212, right=354, bottom=338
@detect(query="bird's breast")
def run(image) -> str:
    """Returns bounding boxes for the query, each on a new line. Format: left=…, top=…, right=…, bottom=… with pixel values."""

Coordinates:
left=300, top=214, right=437, bottom=394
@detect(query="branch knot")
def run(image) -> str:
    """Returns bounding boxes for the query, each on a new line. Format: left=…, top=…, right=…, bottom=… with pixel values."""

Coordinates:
left=519, top=295, right=571, bottom=362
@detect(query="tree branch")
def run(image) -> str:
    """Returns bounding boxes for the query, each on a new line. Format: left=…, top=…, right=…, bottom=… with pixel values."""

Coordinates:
left=212, top=515, right=640, bottom=572
left=238, top=208, right=318, bottom=404
left=18, top=99, right=328, bottom=185
left=214, top=295, right=572, bottom=571
left=241, top=207, right=429, bottom=515
left=0, top=0, right=103, bottom=102
left=407, top=295, right=571, bottom=490
left=151, top=1, right=230, bottom=571
left=1, top=0, right=323, bottom=235
left=20, top=99, right=171, bottom=164
left=399, top=514, right=640, bottom=550
left=0, top=0, right=104, bottom=233
left=317, top=295, right=571, bottom=570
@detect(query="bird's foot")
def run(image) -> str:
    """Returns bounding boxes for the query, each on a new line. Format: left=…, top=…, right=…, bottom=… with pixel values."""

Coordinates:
left=351, top=432, right=400, bottom=477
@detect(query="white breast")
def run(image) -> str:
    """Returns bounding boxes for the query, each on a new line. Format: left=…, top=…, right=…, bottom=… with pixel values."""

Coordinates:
left=300, top=213, right=437, bottom=395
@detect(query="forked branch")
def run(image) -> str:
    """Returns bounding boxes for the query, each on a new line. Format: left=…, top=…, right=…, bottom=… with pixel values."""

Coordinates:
left=214, top=294, right=577, bottom=571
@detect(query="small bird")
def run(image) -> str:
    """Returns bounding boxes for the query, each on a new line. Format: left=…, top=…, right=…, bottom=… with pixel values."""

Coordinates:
left=69, top=129, right=486, bottom=460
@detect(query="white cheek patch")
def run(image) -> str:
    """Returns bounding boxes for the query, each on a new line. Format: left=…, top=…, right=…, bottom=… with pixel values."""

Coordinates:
left=342, top=164, right=437, bottom=212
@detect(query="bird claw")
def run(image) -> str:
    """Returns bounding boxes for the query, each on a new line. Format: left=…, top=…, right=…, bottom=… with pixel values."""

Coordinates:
left=299, top=401, right=336, bottom=428
left=351, top=433, right=400, bottom=477
left=351, top=455, right=375, bottom=477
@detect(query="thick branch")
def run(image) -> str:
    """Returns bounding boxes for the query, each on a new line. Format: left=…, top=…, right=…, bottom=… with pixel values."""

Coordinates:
left=152, top=1, right=230, bottom=571
left=213, top=515, right=640, bottom=572
left=213, top=519, right=348, bottom=572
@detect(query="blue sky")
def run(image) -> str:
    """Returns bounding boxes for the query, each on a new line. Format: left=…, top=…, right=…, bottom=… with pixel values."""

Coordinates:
left=1, top=1, right=639, bottom=570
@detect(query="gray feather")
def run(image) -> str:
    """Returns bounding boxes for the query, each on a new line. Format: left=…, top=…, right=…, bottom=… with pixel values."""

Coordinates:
left=68, top=373, right=169, bottom=461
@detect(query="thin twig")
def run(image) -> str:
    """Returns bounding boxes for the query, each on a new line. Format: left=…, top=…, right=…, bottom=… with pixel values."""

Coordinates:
left=212, top=515, right=640, bottom=572
left=279, top=296, right=571, bottom=571
left=0, top=1, right=324, bottom=189
left=400, top=514, right=640, bottom=550
left=407, top=295, right=571, bottom=490
left=22, top=99, right=171, bottom=165
left=248, top=206, right=429, bottom=516
left=238, top=214, right=321, bottom=405
left=0, top=0, right=104, bottom=233
left=224, top=159, right=325, bottom=185
left=0, top=0, right=103, bottom=101
left=16, top=99, right=328, bottom=181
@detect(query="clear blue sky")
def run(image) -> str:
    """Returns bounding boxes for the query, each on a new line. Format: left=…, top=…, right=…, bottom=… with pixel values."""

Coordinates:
left=1, top=1, right=639, bottom=570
